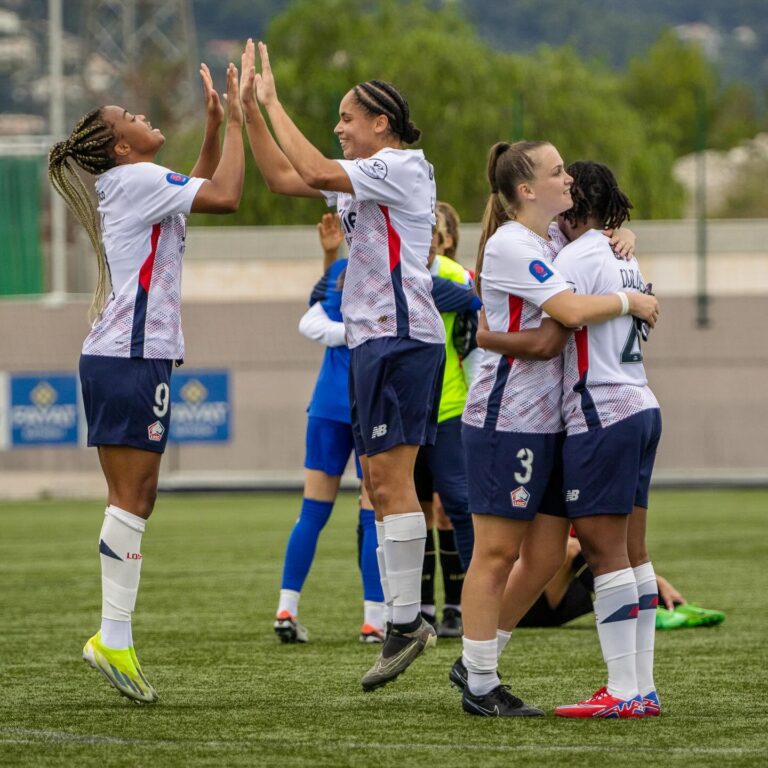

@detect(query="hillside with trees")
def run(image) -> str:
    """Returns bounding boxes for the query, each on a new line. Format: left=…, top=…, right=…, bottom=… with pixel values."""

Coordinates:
left=160, top=0, right=767, bottom=223
left=3, top=0, right=766, bottom=219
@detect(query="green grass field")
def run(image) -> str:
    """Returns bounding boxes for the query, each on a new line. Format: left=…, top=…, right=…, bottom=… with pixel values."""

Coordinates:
left=1, top=489, right=766, bottom=767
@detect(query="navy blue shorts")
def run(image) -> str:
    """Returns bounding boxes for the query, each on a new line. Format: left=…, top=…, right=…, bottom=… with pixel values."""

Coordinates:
left=80, top=354, right=173, bottom=453
left=349, top=337, right=445, bottom=457
left=563, top=408, right=662, bottom=517
left=463, top=423, right=566, bottom=521
left=304, top=416, right=362, bottom=478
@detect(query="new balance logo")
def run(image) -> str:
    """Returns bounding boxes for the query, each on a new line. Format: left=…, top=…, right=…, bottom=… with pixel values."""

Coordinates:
left=565, top=489, right=580, bottom=502
left=371, top=424, right=388, bottom=439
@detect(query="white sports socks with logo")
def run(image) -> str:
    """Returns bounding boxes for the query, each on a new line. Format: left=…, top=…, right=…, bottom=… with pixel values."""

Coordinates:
left=99, top=505, right=146, bottom=649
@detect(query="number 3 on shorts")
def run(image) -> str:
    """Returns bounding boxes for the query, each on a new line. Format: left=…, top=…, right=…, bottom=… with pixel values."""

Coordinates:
left=153, top=382, right=170, bottom=418
left=514, top=448, right=534, bottom=484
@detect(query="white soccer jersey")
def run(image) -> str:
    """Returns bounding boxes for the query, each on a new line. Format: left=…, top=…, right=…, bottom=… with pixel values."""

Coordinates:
left=463, top=221, right=570, bottom=434
left=323, top=148, right=444, bottom=349
left=82, top=162, right=204, bottom=360
left=556, top=228, right=659, bottom=434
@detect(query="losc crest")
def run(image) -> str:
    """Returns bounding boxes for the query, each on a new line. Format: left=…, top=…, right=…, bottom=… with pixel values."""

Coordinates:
left=9, top=373, right=79, bottom=446
left=169, top=370, right=230, bottom=443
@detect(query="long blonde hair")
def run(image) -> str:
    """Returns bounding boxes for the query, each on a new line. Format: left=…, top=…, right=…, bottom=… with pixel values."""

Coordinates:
left=435, top=200, right=460, bottom=259
left=475, top=140, right=550, bottom=295
left=48, top=107, right=117, bottom=322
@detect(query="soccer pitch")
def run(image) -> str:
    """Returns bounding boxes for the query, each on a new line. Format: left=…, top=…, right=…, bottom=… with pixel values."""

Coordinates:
left=1, top=489, right=766, bottom=767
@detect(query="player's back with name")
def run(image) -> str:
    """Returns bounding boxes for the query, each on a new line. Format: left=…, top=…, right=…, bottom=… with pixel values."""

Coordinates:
left=556, top=229, right=658, bottom=433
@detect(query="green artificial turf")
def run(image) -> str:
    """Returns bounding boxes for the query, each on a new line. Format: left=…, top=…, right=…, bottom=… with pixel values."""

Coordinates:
left=1, top=490, right=766, bottom=767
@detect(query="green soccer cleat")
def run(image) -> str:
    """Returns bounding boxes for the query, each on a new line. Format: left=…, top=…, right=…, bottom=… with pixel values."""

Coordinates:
left=673, top=603, right=726, bottom=628
left=83, top=631, right=158, bottom=703
left=655, top=607, right=688, bottom=630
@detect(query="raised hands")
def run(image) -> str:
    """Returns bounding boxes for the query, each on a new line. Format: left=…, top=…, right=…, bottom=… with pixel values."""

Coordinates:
left=317, top=213, right=344, bottom=254
left=199, top=63, right=224, bottom=125
left=224, top=62, right=243, bottom=126
left=254, top=40, right=278, bottom=107
left=240, top=38, right=257, bottom=109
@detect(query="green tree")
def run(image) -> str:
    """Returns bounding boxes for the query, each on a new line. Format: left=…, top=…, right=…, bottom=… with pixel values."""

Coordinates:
left=163, top=0, right=690, bottom=223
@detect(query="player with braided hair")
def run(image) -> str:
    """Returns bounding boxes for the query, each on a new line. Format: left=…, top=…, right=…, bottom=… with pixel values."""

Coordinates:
left=48, top=62, right=244, bottom=704
left=49, top=109, right=119, bottom=320
left=239, top=39, right=444, bottom=691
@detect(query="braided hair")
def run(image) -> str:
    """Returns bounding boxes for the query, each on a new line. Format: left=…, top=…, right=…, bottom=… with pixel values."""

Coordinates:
left=475, top=140, right=550, bottom=294
left=48, top=107, right=117, bottom=322
left=561, top=161, right=633, bottom=231
left=351, top=80, right=421, bottom=144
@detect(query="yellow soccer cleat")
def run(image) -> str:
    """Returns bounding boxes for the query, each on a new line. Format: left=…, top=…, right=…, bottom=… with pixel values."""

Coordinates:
left=82, top=631, right=158, bottom=703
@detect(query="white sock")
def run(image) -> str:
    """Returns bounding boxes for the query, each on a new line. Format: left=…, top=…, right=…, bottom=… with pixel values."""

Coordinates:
left=496, top=628, right=512, bottom=659
left=383, top=513, right=426, bottom=626
left=277, top=589, right=301, bottom=617
left=594, top=567, right=639, bottom=700
left=463, top=637, right=499, bottom=696
left=634, top=561, right=658, bottom=696
left=375, top=521, right=393, bottom=624
left=99, top=505, right=145, bottom=650
left=364, top=600, right=385, bottom=629
left=421, top=603, right=436, bottom=619
left=102, top=618, right=132, bottom=649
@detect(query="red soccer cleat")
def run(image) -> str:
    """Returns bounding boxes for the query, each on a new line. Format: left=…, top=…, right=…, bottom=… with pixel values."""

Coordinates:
left=555, top=687, right=645, bottom=719
left=642, top=690, right=661, bottom=716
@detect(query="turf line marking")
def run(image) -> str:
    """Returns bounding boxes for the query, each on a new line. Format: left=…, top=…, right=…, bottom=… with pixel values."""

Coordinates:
left=0, top=728, right=763, bottom=755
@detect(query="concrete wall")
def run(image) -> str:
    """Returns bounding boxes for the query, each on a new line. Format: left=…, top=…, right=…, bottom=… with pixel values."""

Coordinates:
left=1, top=292, right=766, bottom=485
left=2, top=219, right=766, bottom=494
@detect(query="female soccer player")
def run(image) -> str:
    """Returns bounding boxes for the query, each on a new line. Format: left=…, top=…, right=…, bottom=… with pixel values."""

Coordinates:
left=457, top=142, right=659, bottom=717
left=240, top=39, right=444, bottom=690
left=274, top=213, right=385, bottom=645
left=48, top=63, right=245, bottom=703
left=549, top=161, right=663, bottom=718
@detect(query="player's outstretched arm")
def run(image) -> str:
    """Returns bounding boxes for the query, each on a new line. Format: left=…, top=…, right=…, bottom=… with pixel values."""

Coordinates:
left=254, top=41, right=352, bottom=193
left=240, top=39, right=320, bottom=198
left=191, top=63, right=244, bottom=214
left=477, top=312, right=571, bottom=360
left=189, top=63, right=223, bottom=180
left=542, top=288, right=659, bottom=329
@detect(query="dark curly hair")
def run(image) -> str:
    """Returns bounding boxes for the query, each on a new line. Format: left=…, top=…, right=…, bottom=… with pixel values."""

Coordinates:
left=561, top=160, right=633, bottom=231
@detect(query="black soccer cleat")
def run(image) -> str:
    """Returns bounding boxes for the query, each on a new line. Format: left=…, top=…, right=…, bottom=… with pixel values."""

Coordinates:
left=437, top=607, right=463, bottom=638
left=449, top=655, right=468, bottom=690
left=462, top=685, right=544, bottom=717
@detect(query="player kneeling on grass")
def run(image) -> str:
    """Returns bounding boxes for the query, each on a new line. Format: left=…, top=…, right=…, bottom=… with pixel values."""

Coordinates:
left=48, top=63, right=245, bottom=703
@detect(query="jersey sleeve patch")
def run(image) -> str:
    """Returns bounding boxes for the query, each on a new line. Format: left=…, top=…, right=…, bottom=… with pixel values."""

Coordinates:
left=529, top=260, right=554, bottom=283
left=166, top=172, right=190, bottom=186
left=354, top=158, right=388, bottom=180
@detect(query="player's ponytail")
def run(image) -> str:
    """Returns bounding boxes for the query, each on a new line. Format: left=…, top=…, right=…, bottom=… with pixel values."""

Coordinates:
left=48, top=107, right=117, bottom=323
left=352, top=80, right=421, bottom=144
left=475, top=140, right=551, bottom=295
